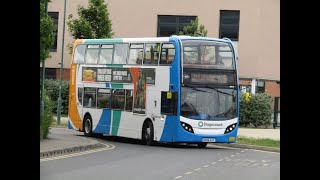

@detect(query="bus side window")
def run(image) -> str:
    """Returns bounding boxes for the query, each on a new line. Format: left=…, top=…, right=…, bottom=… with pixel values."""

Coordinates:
left=83, top=87, right=97, bottom=108
left=128, top=44, right=144, bottom=65
left=78, top=88, right=83, bottom=105
left=85, top=44, right=100, bottom=64
left=125, top=89, right=133, bottom=111
left=111, top=89, right=125, bottom=110
left=144, top=43, right=160, bottom=65
left=160, top=43, right=175, bottom=65
left=97, top=88, right=111, bottom=109
left=161, top=91, right=177, bottom=115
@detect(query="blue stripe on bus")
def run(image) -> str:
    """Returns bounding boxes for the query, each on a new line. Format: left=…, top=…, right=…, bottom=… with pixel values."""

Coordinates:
left=93, top=109, right=112, bottom=134
left=68, top=120, right=73, bottom=129
left=106, top=83, right=110, bottom=88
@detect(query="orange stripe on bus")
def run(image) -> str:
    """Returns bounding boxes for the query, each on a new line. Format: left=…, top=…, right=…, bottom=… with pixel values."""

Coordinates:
left=68, top=64, right=82, bottom=130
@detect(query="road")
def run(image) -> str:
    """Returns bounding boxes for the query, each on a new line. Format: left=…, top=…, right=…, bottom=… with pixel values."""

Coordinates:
left=40, top=136, right=280, bottom=180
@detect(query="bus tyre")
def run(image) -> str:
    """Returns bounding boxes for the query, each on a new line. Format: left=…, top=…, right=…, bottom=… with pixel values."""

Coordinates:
left=142, top=121, right=154, bottom=146
left=83, top=115, right=93, bottom=137
left=197, top=142, right=208, bottom=148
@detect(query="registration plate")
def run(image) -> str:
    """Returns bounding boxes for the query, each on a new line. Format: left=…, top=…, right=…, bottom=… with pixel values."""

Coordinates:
left=202, top=138, right=215, bottom=142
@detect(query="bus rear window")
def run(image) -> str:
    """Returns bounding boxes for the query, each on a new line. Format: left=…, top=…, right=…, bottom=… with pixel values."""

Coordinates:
left=74, top=45, right=86, bottom=64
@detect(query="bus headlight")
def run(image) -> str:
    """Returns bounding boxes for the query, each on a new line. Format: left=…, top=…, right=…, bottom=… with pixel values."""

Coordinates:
left=181, top=121, right=194, bottom=133
left=224, top=123, right=237, bottom=134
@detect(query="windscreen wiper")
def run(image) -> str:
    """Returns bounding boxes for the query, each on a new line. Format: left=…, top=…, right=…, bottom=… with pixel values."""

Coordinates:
left=203, top=85, right=235, bottom=97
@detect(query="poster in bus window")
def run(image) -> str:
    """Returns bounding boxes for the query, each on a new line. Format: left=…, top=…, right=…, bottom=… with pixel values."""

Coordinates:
left=132, top=68, right=146, bottom=114
left=82, top=67, right=97, bottom=82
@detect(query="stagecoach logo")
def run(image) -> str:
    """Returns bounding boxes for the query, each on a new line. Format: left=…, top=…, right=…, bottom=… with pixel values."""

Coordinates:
left=198, top=121, right=223, bottom=128
left=183, top=74, right=190, bottom=80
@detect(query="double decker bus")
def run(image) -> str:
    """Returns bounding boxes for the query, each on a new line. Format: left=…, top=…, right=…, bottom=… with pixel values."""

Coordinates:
left=68, top=36, right=239, bottom=147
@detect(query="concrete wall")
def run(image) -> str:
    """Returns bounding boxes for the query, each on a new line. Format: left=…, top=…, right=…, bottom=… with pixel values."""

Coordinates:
left=46, top=0, right=279, bottom=81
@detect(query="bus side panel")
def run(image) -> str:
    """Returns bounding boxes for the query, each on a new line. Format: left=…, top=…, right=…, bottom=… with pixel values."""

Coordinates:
left=159, top=115, right=179, bottom=142
left=68, top=64, right=83, bottom=130
left=93, top=109, right=112, bottom=135
left=116, top=111, right=146, bottom=139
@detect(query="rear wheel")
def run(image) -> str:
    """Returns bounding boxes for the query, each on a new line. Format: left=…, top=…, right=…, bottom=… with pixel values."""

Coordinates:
left=83, top=115, right=93, bottom=137
left=197, top=142, right=208, bottom=148
left=142, top=121, right=154, bottom=146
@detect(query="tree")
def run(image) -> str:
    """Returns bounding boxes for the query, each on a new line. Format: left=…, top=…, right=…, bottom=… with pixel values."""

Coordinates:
left=67, top=0, right=114, bottom=54
left=40, top=0, right=55, bottom=62
left=179, top=17, right=208, bottom=37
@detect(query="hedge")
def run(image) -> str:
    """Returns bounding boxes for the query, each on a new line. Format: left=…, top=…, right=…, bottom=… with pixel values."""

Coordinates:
left=43, top=79, right=69, bottom=114
left=239, top=92, right=273, bottom=128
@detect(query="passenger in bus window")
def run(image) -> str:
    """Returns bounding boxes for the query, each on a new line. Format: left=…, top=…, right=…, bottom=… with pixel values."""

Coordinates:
left=215, top=55, right=225, bottom=66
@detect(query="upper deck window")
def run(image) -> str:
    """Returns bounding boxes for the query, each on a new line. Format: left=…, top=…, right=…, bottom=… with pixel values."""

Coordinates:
left=160, top=43, right=175, bottom=65
left=113, top=44, right=128, bottom=64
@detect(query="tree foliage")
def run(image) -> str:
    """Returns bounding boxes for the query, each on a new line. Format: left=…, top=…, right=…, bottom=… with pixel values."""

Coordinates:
left=179, top=17, right=208, bottom=37
left=40, top=0, right=55, bottom=62
left=240, top=93, right=273, bottom=128
left=44, top=79, right=69, bottom=114
left=67, top=0, right=113, bottom=54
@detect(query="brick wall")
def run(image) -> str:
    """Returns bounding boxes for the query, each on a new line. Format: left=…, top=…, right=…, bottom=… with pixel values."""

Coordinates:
left=56, top=68, right=70, bottom=81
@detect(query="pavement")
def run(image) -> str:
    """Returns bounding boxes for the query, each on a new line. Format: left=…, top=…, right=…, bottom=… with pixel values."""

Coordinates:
left=40, top=118, right=280, bottom=158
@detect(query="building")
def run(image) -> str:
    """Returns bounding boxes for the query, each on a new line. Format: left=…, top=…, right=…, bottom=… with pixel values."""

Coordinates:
left=42, top=0, right=279, bottom=99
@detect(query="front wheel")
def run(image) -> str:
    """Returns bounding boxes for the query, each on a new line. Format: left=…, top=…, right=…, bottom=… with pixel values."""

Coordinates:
left=197, top=142, right=208, bottom=148
left=142, top=121, right=154, bottom=146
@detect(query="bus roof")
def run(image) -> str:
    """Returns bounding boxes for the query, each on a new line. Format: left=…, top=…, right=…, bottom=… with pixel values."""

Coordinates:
left=76, top=36, right=232, bottom=45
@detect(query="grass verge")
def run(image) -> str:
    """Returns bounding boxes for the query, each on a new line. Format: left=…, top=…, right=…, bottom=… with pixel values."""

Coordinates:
left=236, top=136, right=280, bottom=148
left=51, top=121, right=68, bottom=128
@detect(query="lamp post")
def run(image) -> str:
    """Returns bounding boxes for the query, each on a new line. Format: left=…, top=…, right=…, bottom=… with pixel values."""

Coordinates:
left=57, top=0, right=67, bottom=125
left=41, top=1, right=49, bottom=117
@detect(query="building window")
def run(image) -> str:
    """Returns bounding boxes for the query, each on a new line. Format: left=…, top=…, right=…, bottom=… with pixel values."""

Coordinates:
left=157, top=15, right=196, bottom=37
left=48, top=12, right=59, bottom=51
left=256, top=80, right=265, bottom=93
left=40, top=68, right=57, bottom=79
left=219, top=10, right=240, bottom=41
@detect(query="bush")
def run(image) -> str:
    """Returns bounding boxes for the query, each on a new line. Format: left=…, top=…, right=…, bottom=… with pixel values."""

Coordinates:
left=40, top=91, right=54, bottom=139
left=240, top=92, right=273, bottom=128
left=44, top=79, right=69, bottom=114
